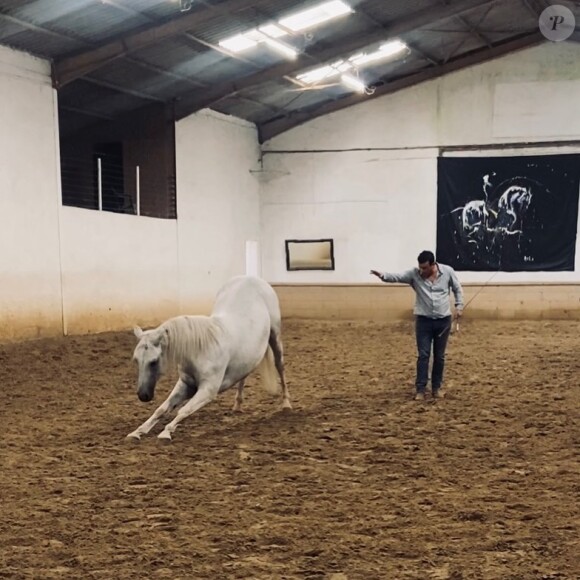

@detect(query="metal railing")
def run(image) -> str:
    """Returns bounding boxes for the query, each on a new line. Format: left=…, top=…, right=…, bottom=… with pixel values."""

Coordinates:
left=60, top=153, right=176, bottom=219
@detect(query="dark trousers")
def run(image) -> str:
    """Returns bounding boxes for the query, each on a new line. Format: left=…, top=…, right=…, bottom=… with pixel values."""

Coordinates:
left=415, top=315, right=452, bottom=393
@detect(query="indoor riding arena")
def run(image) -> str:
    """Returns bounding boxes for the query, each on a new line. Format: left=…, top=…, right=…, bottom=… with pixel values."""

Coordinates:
left=0, top=1, right=579, bottom=579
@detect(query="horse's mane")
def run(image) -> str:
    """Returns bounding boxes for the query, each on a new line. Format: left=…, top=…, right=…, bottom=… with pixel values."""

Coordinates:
left=161, top=316, right=221, bottom=366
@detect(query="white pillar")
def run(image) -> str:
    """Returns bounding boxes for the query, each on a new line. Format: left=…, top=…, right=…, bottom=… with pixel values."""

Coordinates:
left=97, top=157, right=102, bottom=211
left=245, top=240, right=261, bottom=277
left=136, top=165, right=141, bottom=215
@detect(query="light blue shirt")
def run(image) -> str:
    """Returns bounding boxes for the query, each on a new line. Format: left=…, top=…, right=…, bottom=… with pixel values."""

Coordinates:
left=379, top=263, right=464, bottom=318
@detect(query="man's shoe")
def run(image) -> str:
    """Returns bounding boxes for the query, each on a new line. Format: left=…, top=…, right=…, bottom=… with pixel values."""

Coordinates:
left=414, top=392, right=426, bottom=401
left=432, top=389, right=446, bottom=399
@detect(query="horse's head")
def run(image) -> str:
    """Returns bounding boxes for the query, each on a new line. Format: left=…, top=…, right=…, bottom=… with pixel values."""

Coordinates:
left=132, top=326, right=169, bottom=402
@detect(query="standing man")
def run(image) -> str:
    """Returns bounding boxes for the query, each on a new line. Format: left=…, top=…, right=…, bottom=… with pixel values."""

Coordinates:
left=370, top=250, right=464, bottom=400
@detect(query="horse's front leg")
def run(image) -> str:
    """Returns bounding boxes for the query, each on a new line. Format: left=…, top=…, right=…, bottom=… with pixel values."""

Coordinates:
left=158, top=380, right=219, bottom=442
left=126, top=378, right=190, bottom=441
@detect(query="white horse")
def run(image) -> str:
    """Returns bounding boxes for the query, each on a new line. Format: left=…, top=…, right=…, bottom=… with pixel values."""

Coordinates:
left=126, top=275, right=292, bottom=442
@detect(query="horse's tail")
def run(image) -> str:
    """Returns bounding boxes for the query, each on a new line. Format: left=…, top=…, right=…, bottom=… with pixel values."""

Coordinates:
left=256, top=345, right=281, bottom=396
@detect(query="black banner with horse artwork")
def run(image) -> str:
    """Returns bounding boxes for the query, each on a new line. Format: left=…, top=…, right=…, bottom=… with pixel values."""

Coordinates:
left=436, top=154, right=580, bottom=271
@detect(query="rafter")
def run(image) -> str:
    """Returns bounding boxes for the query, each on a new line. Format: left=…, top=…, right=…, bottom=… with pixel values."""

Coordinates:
left=0, top=10, right=206, bottom=101
left=441, top=0, right=493, bottom=48
left=81, top=77, right=165, bottom=103
left=233, top=95, right=287, bottom=115
left=0, top=12, right=80, bottom=43
left=405, top=41, right=443, bottom=66
left=258, top=31, right=545, bottom=143
left=102, top=0, right=264, bottom=75
left=443, top=2, right=495, bottom=62
left=173, top=0, right=498, bottom=120
left=53, top=0, right=268, bottom=87
left=340, top=2, right=444, bottom=65
left=59, top=106, right=114, bottom=121
left=520, top=0, right=543, bottom=18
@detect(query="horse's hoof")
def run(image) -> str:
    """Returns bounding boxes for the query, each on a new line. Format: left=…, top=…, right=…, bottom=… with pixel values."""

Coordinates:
left=158, top=432, right=172, bottom=444
left=125, top=432, right=141, bottom=442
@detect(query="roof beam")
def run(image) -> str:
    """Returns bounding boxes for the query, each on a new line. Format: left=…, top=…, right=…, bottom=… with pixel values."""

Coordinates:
left=406, top=42, right=443, bottom=66
left=520, top=0, right=555, bottom=18
left=233, top=95, right=287, bottom=115
left=520, top=0, right=543, bottom=18
left=0, top=12, right=80, bottom=42
left=342, top=3, right=443, bottom=65
left=441, top=0, right=493, bottom=48
left=173, top=0, right=498, bottom=120
left=258, top=31, right=545, bottom=143
left=81, top=76, right=165, bottom=103
left=0, top=11, right=207, bottom=96
left=53, top=0, right=265, bottom=88
left=102, top=0, right=263, bottom=75
left=443, top=2, right=495, bottom=61
left=59, top=106, right=115, bottom=121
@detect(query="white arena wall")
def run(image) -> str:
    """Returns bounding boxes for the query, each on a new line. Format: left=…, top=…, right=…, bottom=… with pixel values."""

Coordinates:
left=0, top=45, right=260, bottom=341
left=59, top=109, right=261, bottom=337
left=1, top=41, right=580, bottom=342
left=261, top=41, right=580, bottom=320
left=0, top=46, right=63, bottom=341
left=175, top=110, right=262, bottom=315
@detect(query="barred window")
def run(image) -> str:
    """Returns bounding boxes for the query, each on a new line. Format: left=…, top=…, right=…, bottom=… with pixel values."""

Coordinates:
left=59, top=103, right=177, bottom=219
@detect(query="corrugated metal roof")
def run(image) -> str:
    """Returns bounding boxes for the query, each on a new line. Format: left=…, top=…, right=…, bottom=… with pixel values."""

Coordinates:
left=0, top=27, right=84, bottom=58
left=0, top=0, right=546, bottom=137
left=0, top=0, right=37, bottom=10
left=88, top=57, right=196, bottom=100
left=213, top=94, right=282, bottom=124
left=45, top=4, right=148, bottom=44
left=113, top=0, right=185, bottom=21
left=5, top=1, right=134, bottom=43
left=361, top=0, right=439, bottom=23
left=0, top=16, right=31, bottom=40
left=131, top=37, right=203, bottom=68
left=59, top=78, right=146, bottom=117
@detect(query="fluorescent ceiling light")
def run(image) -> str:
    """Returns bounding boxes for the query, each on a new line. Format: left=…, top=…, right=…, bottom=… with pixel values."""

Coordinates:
left=296, top=39, right=408, bottom=86
left=332, top=59, right=352, bottom=72
left=296, top=65, right=338, bottom=84
left=296, top=61, right=352, bottom=84
left=350, top=40, right=407, bottom=66
left=379, top=39, right=408, bottom=55
left=279, top=0, right=353, bottom=32
left=219, top=34, right=257, bottom=53
left=264, top=38, right=298, bottom=59
left=258, top=24, right=286, bottom=39
left=340, top=73, right=366, bottom=93
left=218, top=1, right=353, bottom=55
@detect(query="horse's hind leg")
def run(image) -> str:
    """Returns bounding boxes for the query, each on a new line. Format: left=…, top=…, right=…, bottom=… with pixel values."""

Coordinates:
left=232, top=379, right=245, bottom=412
left=269, top=330, right=292, bottom=409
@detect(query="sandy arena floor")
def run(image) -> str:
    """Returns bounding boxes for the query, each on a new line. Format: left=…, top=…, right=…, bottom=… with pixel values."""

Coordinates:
left=0, top=319, right=579, bottom=579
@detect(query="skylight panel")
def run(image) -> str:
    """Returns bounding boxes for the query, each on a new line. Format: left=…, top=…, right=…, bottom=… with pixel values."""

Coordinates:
left=258, top=24, right=286, bottom=39
left=217, top=1, right=354, bottom=56
left=218, top=34, right=257, bottom=53
left=340, top=73, right=366, bottom=93
left=263, top=38, right=298, bottom=59
left=296, top=64, right=340, bottom=84
left=295, top=39, right=409, bottom=92
left=279, top=0, right=353, bottom=32
left=349, top=40, right=407, bottom=66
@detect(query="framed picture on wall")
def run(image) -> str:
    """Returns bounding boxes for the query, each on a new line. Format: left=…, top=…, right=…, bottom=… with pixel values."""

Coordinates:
left=285, top=239, right=335, bottom=271
left=436, top=153, right=580, bottom=271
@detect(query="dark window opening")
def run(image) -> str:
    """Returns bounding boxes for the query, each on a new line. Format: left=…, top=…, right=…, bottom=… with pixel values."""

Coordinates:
left=59, top=103, right=177, bottom=219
